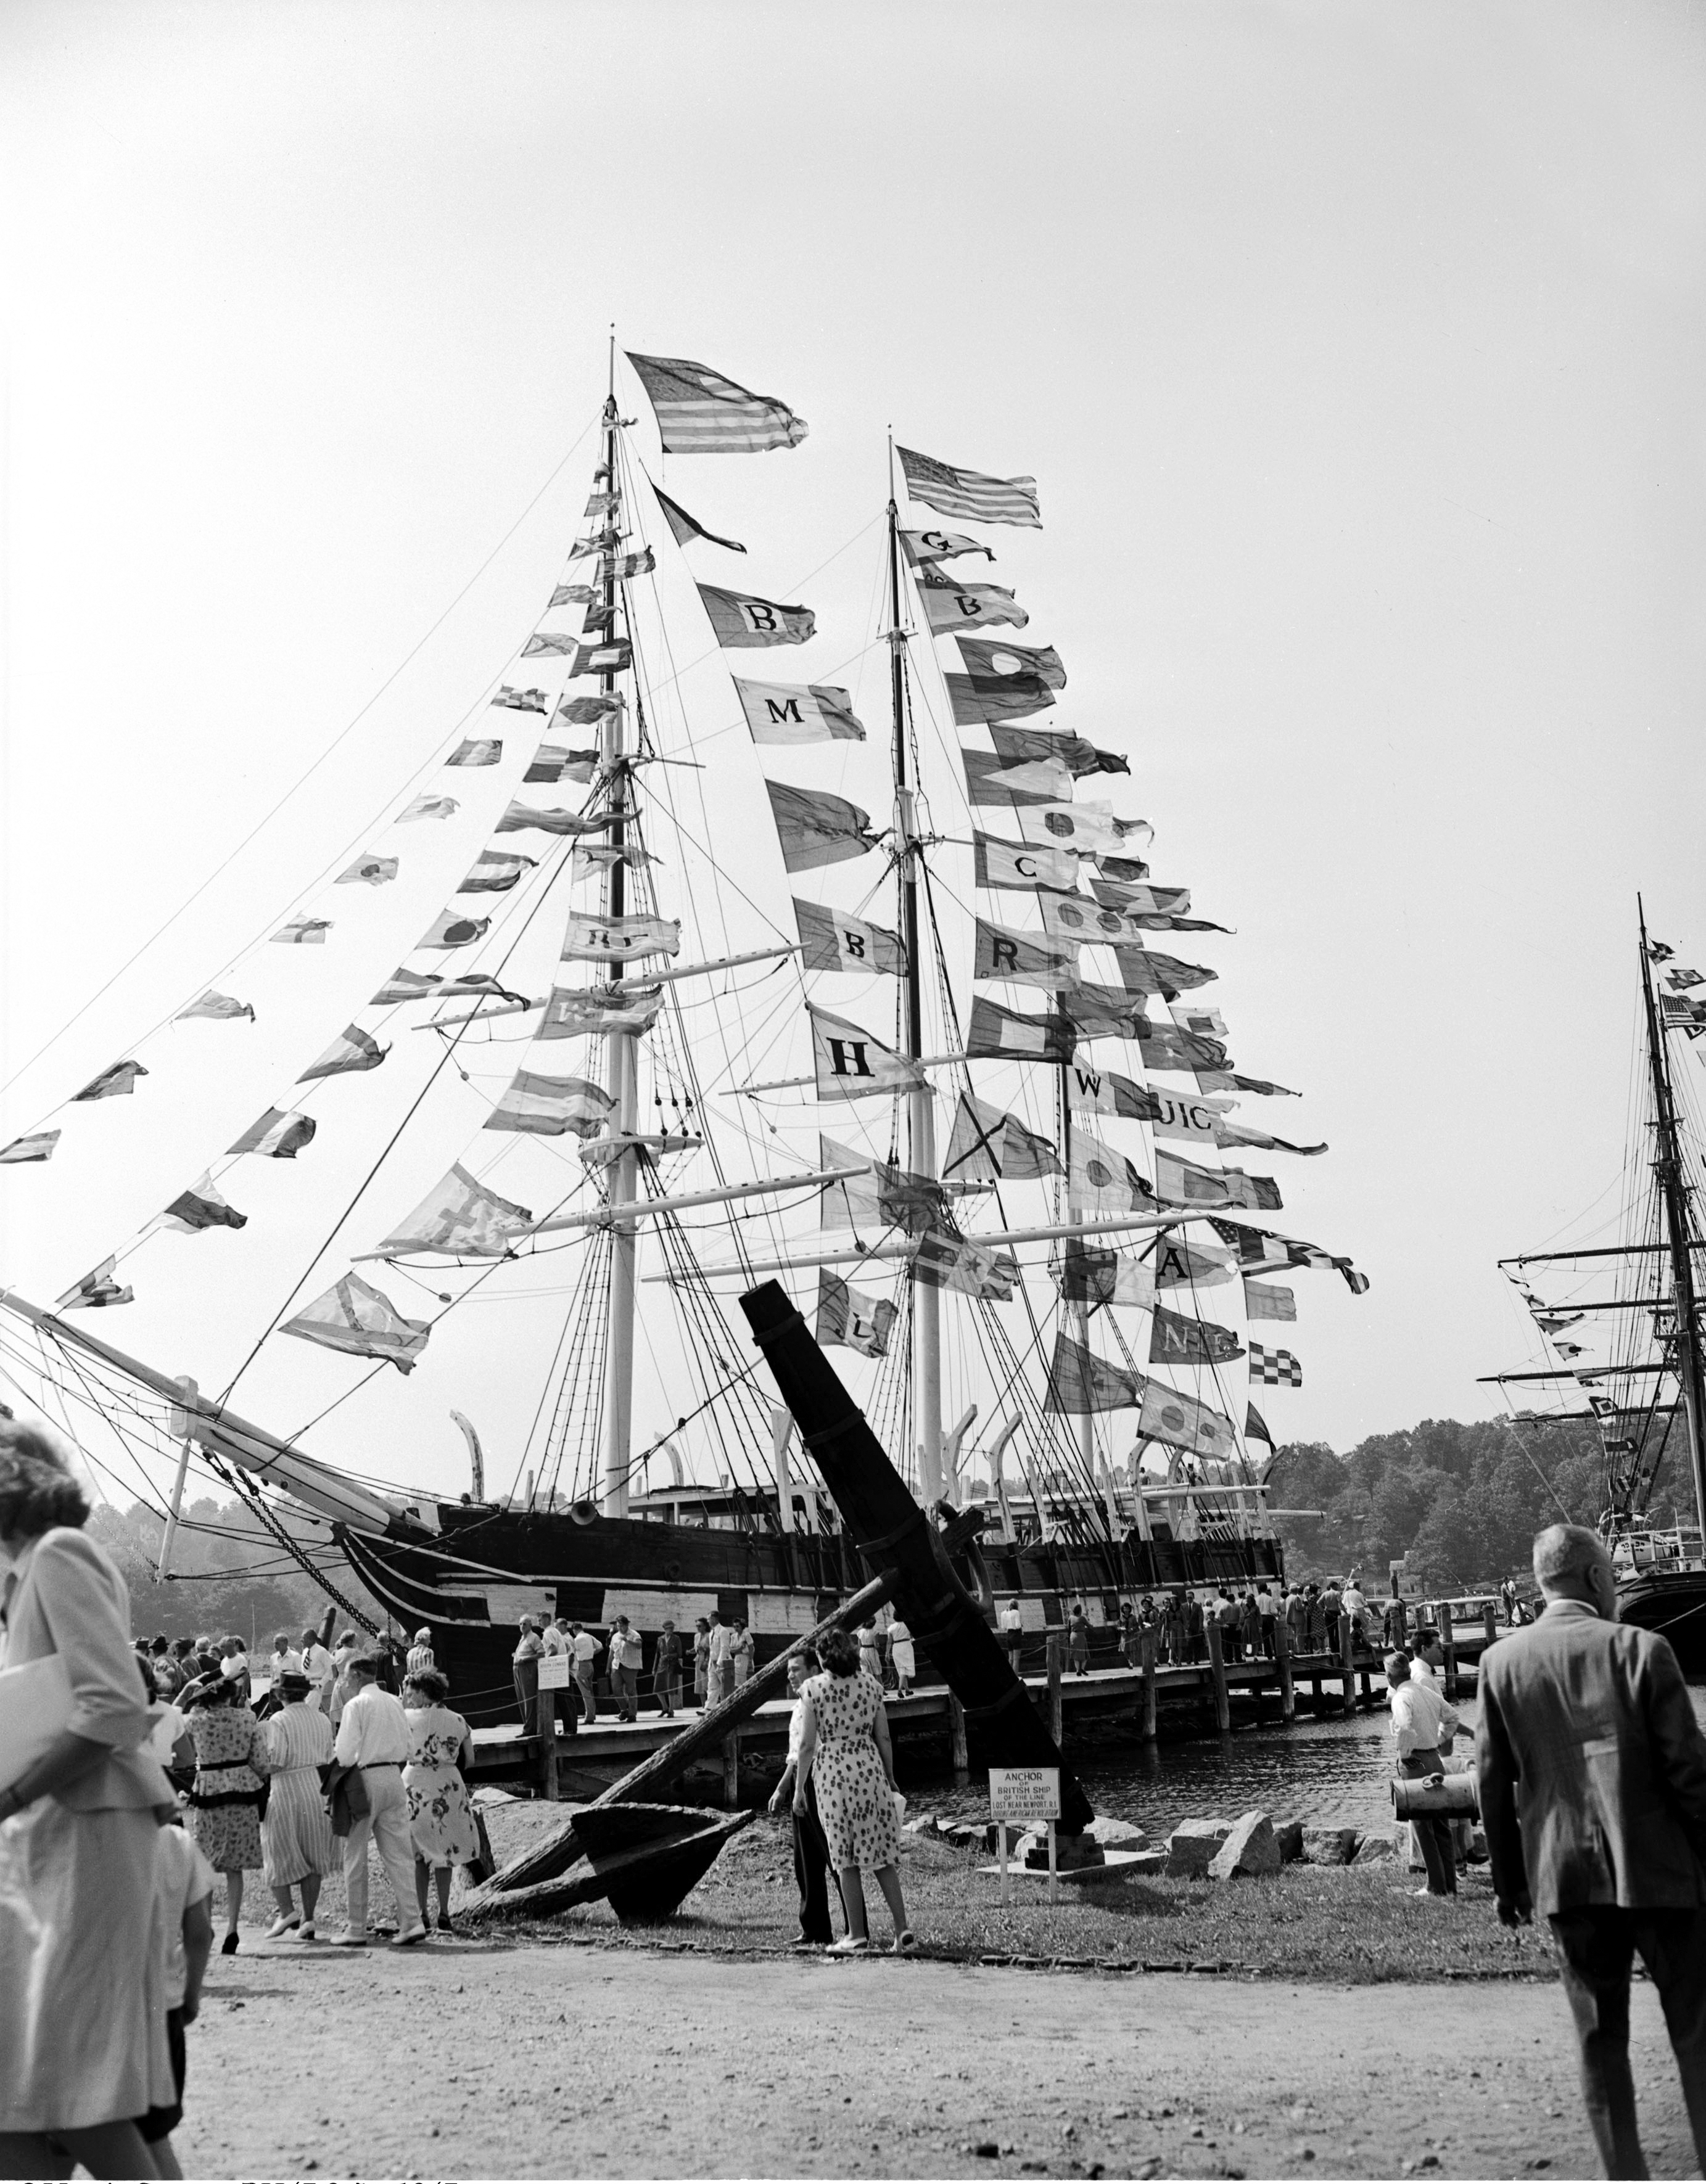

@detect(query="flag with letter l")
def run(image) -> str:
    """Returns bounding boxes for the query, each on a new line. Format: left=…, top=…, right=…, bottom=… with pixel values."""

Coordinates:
left=0, top=1130, right=59, bottom=1165
left=816, top=1271, right=897, bottom=1359
left=698, top=585, right=815, bottom=647
left=57, top=1258, right=134, bottom=1311
left=160, top=1175, right=247, bottom=1233
left=735, top=678, right=865, bottom=744
left=1250, top=1342, right=1303, bottom=1387
left=485, top=1070, right=615, bottom=1139
left=228, top=1109, right=316, bottom=1159
left=942, top=1092, right=1061, bottom=1184
left=808, top=1004, right=925, bottom=1100
left=282, top=1273, right=429, bottom=1373
left=1150, top=1303, right=1243, bottom=1368
left=972, top=832, right=1081, bottom=894
left=766, top=781, right=880, bottom=872
left=626, top=352, right=808, bottom=453
left=562, top=913, right=682, bottom=963
left=794, top=898, right=905, bottom=976
left=896, top=444, right=1040, bottom=528
left=964, top=996, right=1075, bottom=1063
left=297, top=1025, right=388, bottom=1082
left=377, top=1164, right=533, bottom=1258
left=653, top=484, right=746, bottom=552
left=1243, top=1279, right=1296, bottom=1322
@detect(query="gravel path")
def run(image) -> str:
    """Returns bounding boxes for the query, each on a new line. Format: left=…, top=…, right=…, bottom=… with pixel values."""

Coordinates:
left=174, top=1937, right=1698, bottom=2178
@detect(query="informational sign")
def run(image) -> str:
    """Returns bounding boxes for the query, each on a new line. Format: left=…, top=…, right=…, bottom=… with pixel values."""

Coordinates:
left=537, top=1653, right=572, bottom=1690
left=989, top=1766, right=1061, bottom=1904
left=988, top=1766, right=1061, bottom=1823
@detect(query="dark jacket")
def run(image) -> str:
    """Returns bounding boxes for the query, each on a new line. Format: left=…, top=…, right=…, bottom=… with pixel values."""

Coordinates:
left=1476, top=1598, right=1706, bottom=1916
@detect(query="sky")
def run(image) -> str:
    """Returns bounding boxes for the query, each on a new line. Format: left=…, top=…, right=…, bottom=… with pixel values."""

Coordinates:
left=2, top=0, right=1705, bottom=1518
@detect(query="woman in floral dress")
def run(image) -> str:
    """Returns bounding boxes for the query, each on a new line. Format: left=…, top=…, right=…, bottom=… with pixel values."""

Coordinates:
left=793, top=1628, right=914, bottom=1955
left=260, top=1670, right=335, bottom=1939
left=183, top=1673, right=272, bottom=1952
left=403, top=1669, right=479, bottom=1934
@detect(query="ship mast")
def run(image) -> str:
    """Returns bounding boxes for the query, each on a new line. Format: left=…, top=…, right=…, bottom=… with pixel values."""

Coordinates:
left=886, top=451, right=942, bottom=1503
left=600, top=341, right=640, bottom=1515
left=1637, top=897, right=1706, bottom=1537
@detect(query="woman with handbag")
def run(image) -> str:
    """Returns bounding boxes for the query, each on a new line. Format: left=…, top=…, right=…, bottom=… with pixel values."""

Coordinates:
left=402, top=1669, right=478, bottom=1936
left=181, top=1675, right=271, bottom=1955
left=0, top=1419, right=178, bottom=2179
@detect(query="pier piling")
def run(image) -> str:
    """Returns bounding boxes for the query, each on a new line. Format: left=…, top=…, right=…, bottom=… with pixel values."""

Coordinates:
left=1439, top=1602, right=1458, bottom=1699
left=537, top=1689, right=559, bottom=1803
left=1275, top=1611, right=1295, bottom=1722
left=949, top=1694, right=970, bottom=1787
left=1206, top=1619, right=1230, bottom=1734
left=1338, top=1614, right=1357, bottom=1718
left=722, top=1727, right=741, bottom=1807
left=1139, top=1625, right=1158, bottom=1742
left=1045, top=1634, right=1064, bottom=1746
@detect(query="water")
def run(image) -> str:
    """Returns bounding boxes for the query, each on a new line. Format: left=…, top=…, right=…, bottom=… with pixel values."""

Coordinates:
left=915, top=1682, right=1706, bottom=1837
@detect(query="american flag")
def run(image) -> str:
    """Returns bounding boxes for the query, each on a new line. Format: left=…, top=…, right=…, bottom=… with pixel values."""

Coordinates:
left=897, top=445, right=1042, bottom=528
left=1249, top=1343, right=1303, bottom=1387
left=627, top=352, right=808, bottom=454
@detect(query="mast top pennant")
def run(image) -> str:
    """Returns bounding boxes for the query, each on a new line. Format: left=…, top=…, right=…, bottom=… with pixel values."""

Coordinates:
left=626, top=352, right=808, bottom=454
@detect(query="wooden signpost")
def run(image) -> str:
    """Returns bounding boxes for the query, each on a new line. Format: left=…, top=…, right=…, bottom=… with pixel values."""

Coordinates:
left=989, top=1764, right=1061, bottom=1904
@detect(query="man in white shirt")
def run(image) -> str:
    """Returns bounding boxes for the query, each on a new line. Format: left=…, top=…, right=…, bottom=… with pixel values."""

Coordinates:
left=998, top=1598, right=1024, bottom=1670
left=768, top=1646, right=841, bottom=1946
left=541, top=1615, right=572, bottom=1658
left=707, top=1612, right=736, bottom=1705
left=1256, top=1585, right=1277, bottom=1658
left=298, top=1628, right=335, bottom=1713
left=1341, top=1580, right=1368, bottom=1644
left=1387, top=1652, right=1461, bottom=1899
left=569, top=1622, right=600, bottom=1725
left=609, top=1617, right=641, bottom=1721
left=330, top=1656, right=426, bottom=1946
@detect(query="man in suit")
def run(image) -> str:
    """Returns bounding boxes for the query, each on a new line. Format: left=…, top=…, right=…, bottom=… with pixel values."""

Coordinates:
left=1477, top=1522, right=1706, bottom=2178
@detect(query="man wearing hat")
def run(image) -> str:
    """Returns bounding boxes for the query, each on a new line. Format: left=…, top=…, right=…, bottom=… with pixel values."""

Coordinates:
left=329, top=1654, right=425, bottom=1947
left=1387, top=1649, right=1459, bottom=1898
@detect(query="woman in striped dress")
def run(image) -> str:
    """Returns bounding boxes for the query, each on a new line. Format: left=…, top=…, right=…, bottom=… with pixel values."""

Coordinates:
left=260, top=1672, right=336, bottom=1940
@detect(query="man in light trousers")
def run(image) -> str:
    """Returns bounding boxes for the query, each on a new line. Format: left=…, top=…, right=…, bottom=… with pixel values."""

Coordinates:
left=331, top=1654, right=425, bottom=1947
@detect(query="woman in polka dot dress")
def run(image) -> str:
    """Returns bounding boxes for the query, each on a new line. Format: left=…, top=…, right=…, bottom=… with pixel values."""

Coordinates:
left=793, top=1628, right=914, bottom=1954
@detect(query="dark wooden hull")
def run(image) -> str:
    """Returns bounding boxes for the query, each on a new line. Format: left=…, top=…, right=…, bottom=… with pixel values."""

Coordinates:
left=338, top=1504, right=1284, bottom=1728
left=1615, top=1567, right=1706, bottom=1673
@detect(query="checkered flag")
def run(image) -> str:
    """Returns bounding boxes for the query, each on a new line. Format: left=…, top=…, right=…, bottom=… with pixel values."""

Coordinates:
left=1249, top=1343, right=1303, bottom=1387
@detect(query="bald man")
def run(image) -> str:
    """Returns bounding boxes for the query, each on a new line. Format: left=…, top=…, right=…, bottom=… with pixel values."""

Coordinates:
left=1477, top=1522, right=1706, bottom=2178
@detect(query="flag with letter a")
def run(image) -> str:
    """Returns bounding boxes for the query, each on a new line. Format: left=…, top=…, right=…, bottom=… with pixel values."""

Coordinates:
left=698, top=584, right=815, bottom=648
left=807, top=1005, right=925, bottom=1100
left=896, top=444, right=1041, bottom=528
left=282, top=1273, right=430, bottom=1373
left=734, top=678, right=865, bottom=744
left=485, top=1070, right=615, bottom=1139
left=1153, top=1233, right=1237, bottom=1289
left=766, top=781, right=880, bottom=872
left=1249, top=1342, right=1303, bottom=1387
left=625, top=352, right=808, bottom=454
left=794, top=898, right=905, bottom=976
left=816, top=1271, right=897, bottom=1360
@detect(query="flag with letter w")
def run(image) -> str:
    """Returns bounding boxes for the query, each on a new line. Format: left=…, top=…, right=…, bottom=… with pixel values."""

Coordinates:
left=807, top=1004, right=925, bottom=1100
left=897, top=444, right=1041, bottom=528
left=698, top=584, right=815, bottom=648
left=734, top=678, right=865, bottom=744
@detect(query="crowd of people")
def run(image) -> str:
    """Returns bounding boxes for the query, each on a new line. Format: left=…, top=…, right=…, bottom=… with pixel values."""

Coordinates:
left=0, top=1419, right=492, bottom=2179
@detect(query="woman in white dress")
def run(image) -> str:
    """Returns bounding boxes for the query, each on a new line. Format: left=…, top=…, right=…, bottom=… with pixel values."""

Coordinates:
left=792, top=1628, right=915, bottom=1956
left=260, top=1673, right=335, bottom=1940
left=0, top=1419, right=176, bottom=2178
left=402, top=1670, right=479, bottom=1936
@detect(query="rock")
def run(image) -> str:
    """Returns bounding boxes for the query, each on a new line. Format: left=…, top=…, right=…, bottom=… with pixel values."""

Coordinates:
left=1275, top=1819, right=1304, bottom=1864
left=986, top=1821, right=1026, bottom=1856
left=1164, top=1818, right=1233, bottom=1877
left=1207, top=1811, right=1281, bottom=1879
left=1298, top=1825, right=1359, bottom=1866
left=939, top=1821, right=983, bottom=1850
left=1351, top=1831, right=1397, bottom=1863
left=1087, top=1814, right=1148, bottom=1850
left=901, top=1814, right=940, bottom=1836
left=1024, top=1830, right=1106, bottom=1871
left=1128, top=1849, right=1169, bottom=1876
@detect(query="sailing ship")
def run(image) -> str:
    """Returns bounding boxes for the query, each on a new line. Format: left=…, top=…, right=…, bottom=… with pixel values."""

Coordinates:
left=1486, top=904, right=1706, bottom=1668
left=0, top=347, right=1368, bottom=1723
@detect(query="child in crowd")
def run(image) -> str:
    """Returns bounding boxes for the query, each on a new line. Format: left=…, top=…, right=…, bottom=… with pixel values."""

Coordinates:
left=138, top=1819, right=216, bottom=2178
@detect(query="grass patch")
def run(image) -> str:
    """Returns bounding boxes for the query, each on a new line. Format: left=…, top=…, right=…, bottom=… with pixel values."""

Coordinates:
left=478, top=1801, right=1557, bottom=1984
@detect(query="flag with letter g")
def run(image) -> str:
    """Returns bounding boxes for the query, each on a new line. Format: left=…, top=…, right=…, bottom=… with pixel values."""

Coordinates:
left=807, top=1004, right=925, bottom=1101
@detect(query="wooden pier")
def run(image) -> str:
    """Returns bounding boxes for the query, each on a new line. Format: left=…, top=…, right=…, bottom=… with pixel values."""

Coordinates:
left=468, top=1619, right=1411, bottom=1804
